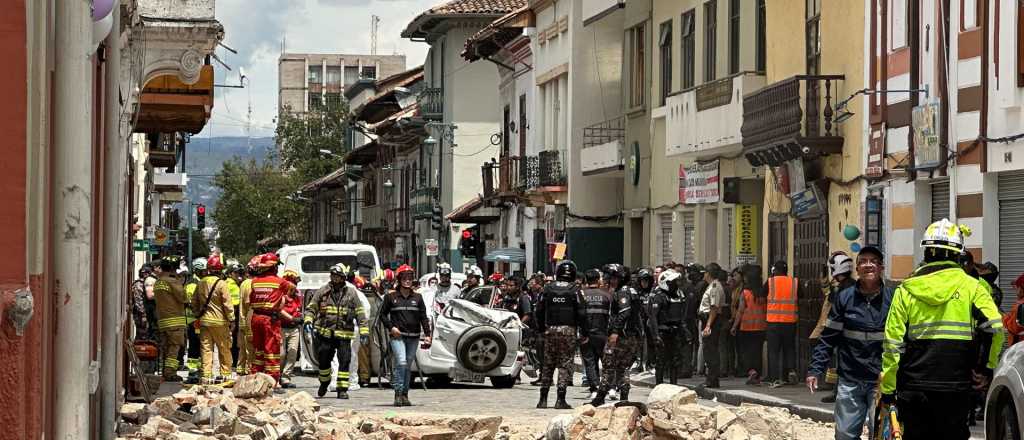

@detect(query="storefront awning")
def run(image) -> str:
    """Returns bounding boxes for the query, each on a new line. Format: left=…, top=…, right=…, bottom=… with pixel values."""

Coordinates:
left=447, top=196, right=501, bottom=223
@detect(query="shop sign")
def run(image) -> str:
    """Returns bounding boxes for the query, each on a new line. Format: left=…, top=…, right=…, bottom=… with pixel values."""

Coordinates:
left=678, top=160, right=720, bottom=204
left=790, top=185, right=826, bottom=218
left=425, top=239, right=438, bottom=256
left=866, top=123, right=886, bottom=177
left=133, top=239, right=150, bottom=251
left=912, top=101, right=942, bottom=171
left=552, top=243, right=567, bottom=260
left=734, top=205, right=760, bottom=266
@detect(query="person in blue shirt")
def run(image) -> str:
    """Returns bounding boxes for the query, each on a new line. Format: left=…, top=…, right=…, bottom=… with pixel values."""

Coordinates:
left=805, top=245, right=894, bottom=440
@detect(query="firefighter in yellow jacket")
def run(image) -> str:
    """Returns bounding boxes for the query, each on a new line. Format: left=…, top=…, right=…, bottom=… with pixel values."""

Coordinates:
left=235, top=260, right=256, bottom=374
left=191, top=254, right=235, bottom=383
left=881, top=219, right=1004, bottom=440
left=304, top=263, right=369, bottom=399
left=153, top=255, right=187, bottom=382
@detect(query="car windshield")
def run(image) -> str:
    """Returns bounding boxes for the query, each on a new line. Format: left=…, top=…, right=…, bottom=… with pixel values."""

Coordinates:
left=300, top=255, right=358, bottom=273
left=459, top=286, right=496, bottom=307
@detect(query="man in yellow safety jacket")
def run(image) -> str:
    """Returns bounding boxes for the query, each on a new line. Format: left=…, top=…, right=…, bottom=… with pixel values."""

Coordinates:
left=881, top=219, right=1004, bottom=440
left=191, top=254, right=235, bottom=384
left=183, top=259, right=204, bottom=383
left=153, top=255, right=186, bottom=382
left=223, top=260, right=243, bottom=371
left=235, top=261, right=256, bottom=375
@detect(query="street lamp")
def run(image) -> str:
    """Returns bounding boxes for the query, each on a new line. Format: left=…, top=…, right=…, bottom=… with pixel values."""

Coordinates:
left=833, top=86, right=930, bottom=124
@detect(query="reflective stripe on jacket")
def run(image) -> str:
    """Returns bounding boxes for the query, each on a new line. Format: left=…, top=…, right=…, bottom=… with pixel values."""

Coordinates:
left=881, top=261, right=1005, bottom=394
left=304, top=282, right=368, bottom=339
left=191, top=275, right=234, bottom=327
left=739, top=289, right=768, bottom=331
left=808, top=281, right=894, bottom=383
left=766, top=275, right=799, bottom=323
left=154, top=274, right=187, bottom=330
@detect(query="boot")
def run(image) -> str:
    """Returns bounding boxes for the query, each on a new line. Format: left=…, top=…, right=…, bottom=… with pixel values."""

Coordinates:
left=317, top=382, right=330, bottom=398
left=536, top=387, right=550, bottom=409
left=337, top=390, right=349, bottom=399
left=394, top=391, right=402, bottom=407
left=401, top=391, right=411, bottom=407
left=554, top=388, right=571, bottom=409
left=590, top=390, right=607, bottom=407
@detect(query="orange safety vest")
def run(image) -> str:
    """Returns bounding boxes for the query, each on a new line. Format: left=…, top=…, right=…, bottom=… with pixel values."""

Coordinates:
left=766, top=275, right=799, bottom=323
left=739, top=289, right=768, bottom=331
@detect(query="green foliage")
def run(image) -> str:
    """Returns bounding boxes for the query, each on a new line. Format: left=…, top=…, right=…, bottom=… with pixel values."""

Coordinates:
left=176, top=227, right=210, bottom=260
left=273, top=104, right=349, bottom=185
left=212, top=158, right=307, bottom=256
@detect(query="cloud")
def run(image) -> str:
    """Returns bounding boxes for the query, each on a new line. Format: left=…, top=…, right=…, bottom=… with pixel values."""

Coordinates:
left=197, top=0, right=437, bottom=139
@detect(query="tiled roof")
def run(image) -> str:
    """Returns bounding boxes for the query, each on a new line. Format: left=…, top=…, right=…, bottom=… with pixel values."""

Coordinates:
left=427, top=0, right=525, bottom=15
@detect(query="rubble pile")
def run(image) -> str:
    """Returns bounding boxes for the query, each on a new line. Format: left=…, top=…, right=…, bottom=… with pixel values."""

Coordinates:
left=116, top=373, right=515, bottom=440
left=546, top=384, right=833, bottom=440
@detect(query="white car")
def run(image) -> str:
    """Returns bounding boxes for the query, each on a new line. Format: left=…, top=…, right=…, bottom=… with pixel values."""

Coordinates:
left=986, top=306, right=1024, bottom=440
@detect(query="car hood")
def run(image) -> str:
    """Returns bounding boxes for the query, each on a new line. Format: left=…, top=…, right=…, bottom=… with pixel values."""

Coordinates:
left=446, top=299, right=523, bottom=330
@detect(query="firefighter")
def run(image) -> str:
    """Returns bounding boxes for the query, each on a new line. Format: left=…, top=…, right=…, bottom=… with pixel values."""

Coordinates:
left=304, top=263, right=369, bottom=399
left=154, top=255, right=187, bottom=382
left=592, top=264, right=643, bottom=406
left=183, top=258, right=206, bottom=384
left=648, top=269, right=687, bottom=385
left=235, top=260, right=257, bottom=375
left=280, top=270, right=304, bottom=388
left=223, top=259, right=243, bottom=369
left=249, top=253, right=294, bottom=385
left=535, top=260, right=587, bottom=410
left=191, top=254, right=234, bottom=384
left=880, top=219, right=1005, bottom=440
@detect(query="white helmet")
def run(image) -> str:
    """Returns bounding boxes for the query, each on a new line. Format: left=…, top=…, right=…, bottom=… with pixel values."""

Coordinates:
left=829, top=253, right=853, bottom=277
left=921, top=218, right=968, bottom=253
left=191, top=257, right=208, bottom=271
left=657, top=269, right=682, bottom=291
left=466, top=265, right=483, bottom=278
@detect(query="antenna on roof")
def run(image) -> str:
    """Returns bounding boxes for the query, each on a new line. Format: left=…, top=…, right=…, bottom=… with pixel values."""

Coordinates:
left=371, top=15, right=380, bottom=55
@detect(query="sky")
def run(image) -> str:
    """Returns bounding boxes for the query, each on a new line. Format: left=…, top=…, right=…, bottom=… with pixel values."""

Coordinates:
left=196, top=0, right=440, bottom=138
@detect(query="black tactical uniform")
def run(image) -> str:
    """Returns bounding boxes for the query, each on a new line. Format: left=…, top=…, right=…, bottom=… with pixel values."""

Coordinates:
left=592, top=264, right=643, bottom=406
left=581, top=285, right=611, bottom=393
left=535, top=260, right=587, bottom=410
left=683, top=265, right=707, bottom=376
left=649, top=270, right=688, bottom=384
left=635, top=268, right=656, bottom=371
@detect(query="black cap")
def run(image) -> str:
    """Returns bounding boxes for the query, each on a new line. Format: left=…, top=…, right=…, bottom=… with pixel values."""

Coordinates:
left=858, top=245, right=884, bottom=261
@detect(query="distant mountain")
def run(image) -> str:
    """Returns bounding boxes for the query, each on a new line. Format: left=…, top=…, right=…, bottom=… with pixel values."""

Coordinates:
left=184, top=136, right=275, bottom=215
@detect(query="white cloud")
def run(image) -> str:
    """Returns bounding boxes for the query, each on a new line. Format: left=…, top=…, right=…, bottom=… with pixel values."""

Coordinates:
left=197, top=0, right=437, bottom=138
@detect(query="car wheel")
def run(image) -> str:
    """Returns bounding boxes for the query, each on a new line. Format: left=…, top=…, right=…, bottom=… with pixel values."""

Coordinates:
left=457, top=326, right=508, bottom=373
left=490, top=375, right=516, bottom=389
left=996, top=398, right=1021, bottom=440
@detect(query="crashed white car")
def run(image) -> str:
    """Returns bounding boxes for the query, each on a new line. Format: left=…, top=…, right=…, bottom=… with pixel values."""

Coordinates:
left=413, top=285, right=524, bottom=388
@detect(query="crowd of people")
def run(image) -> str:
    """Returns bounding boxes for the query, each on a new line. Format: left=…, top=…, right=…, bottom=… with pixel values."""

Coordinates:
left=130, top=217, right=1024, bottom=439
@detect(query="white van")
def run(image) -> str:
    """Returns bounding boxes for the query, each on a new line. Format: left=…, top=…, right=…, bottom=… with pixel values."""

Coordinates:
left=275, top=244, right=382, bottom=374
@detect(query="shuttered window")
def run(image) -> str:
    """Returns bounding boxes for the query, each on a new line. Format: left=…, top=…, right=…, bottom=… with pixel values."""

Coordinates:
left=931, top=181, right=950, bottom=222
left=682, top=211, right=696, bottom=264
left=659, top=213, right=673, bottom=264
left=999, top=172, right=1024, bottom=312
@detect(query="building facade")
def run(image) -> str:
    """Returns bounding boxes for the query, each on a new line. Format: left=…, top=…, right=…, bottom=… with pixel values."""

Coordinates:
left=278, top=53, right=407, bottom=115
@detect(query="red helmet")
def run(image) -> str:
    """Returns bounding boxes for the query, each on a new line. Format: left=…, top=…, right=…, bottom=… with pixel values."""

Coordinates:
left=207, top=254, right=224, bottom=271
left=383, top=268, right=395, bottom=282
left=246, top=255, right=261, bottom=271
left=353, top=275, right=366, bottom=288
left=395, top=264, right=415, bottom=279
left=489, top=272, right=504, bottom=282
left=256, top=252, right=280, bottom=270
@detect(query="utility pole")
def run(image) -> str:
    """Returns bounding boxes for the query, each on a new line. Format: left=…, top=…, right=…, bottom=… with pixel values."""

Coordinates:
left=371, top=15, right=380, bottom=55
left=187, top=199, right=193, bottom=266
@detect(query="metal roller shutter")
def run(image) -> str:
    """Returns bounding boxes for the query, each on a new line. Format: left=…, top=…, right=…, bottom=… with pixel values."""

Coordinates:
left=682, top=212, right=696, bottom=264
left=931, top=181, right=950, bottom=222
left=659, top=213, right=673, bottom=264
left=998, top=172, right=1024, bottom=312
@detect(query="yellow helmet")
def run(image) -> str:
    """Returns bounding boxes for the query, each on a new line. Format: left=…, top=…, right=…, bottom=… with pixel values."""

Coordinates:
left=921, top=218, right=966, bottom=253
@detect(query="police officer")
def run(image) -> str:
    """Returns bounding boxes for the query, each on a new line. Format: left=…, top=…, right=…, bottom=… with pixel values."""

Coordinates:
left=683, top=264, right=706, bottom=377
left=535, top=260, right=587, bottom=409
left=648, top=269, right=687, bottom=384
left=881, top=219, right=1004, bottom=440
left=592, top=264, right=643, bottom=406
left=635, top=268, right=656, bottom=372
left=580, top=269, right=611, bottom=399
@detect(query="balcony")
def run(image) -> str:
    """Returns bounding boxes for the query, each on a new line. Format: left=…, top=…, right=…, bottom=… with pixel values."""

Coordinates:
left=147, top=132, right=180, bottom=168
left=519, top=150, right=567, bottom=205
left=482, top=156, right=522, bottom=201
left=581, top=117, right=625, bottom=176
left=419, top=88, right=443, bottom=121
left=309, top=81, right=323, bottom=94
left=363, top=205, right=387, bottom=231
left=666, top=73, right=766, bottom=157
left=411, top=186, right=439, bottom=219
left=539, top=150, right=567, bottom=187
left=741, top=75, right=845, bottom=167
left=153, top=172, right=188, bottom=191
left=391, top=207, right=412, bottom=233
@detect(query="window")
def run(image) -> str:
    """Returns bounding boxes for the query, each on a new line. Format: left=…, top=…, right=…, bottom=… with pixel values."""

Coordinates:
left=301, top=255, right=357, bottom=273
left=308, top=93, right=323, bottom=110
left=363, top=173, right=377, bottom=206
left=344, top=66, right=359, bottom=86
left=659, top=20, right=673, bottom=105
left=502, top=105, right=511, bottom=158
left=865, top=195, right=884, bottom=252
left=325, top=93, right=342, bottom=110
left=519, top=94, right=527, bottom=157
left=682, top=10, right=696, bottom=89
left=962, top=0, right=977, bottom=30
left=326, top=66, right=341, bottom=85
left=757, top=0, right=766, bottom=71
left=1018, top=1, right=1024, bottom=86
left=729, top=0, right=740, bottom=74
left=361, top=66, right=377, bottom=79
left=308, top=66, right=322, bottom=84
left=704, top=0, right=717, bottom=82
left=806, top=0, right=821, bottom=75
left=628, top=24, right=646, bottom=108
left=890, top=0, right=908, bottom=49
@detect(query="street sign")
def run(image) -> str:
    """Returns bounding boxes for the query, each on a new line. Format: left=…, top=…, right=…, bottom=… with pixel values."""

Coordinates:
left=425, top=239, right=439, bottom=256
left=133, top=239, right=150, bottom=252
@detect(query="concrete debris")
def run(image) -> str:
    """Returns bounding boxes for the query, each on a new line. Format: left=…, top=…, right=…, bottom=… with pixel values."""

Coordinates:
left=233, top=373, right=277, bottom=399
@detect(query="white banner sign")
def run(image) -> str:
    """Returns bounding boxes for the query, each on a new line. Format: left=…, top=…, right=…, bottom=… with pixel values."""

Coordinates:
left=678, top=160, right=720, bottom=204
left=425, top=239, right=439, bottom=256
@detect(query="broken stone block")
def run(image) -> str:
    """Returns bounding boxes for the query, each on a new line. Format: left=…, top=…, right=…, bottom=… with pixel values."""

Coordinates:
left=715, top=407, right=738, bottom=431
left=174, top=390, right=199, bottom=406
left=544, top=414, right=575, bottom=440
left=116, top=422, right=141, bottom=437
left=722, top=424, right=750, bottom=440
left=213, top=413, right=239, bottom=436
left=147, top=396, right=180, bottom=418
left=233, top=373, right=277, bottom=399
left=120, top=402, right=149, bottom=425
left=143, top=415, right=179, bottom=435
left=286, top=391, right=320, bottom=413
left=608, top=406, right=640, bottom=436
left=574, top=404, right=596, bottom=418
left=394, top=425, right=458, bottom=440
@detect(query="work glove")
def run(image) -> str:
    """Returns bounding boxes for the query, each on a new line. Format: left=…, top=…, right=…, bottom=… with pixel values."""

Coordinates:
left=880, top=393, right=896, bottom=405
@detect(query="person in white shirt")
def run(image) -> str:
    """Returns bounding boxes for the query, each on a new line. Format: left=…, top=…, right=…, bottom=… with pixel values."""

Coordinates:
left=699, top=263, right=728, bottom=388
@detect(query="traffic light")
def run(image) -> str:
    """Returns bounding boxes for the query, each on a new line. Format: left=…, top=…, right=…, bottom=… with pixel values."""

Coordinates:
left=196, top=204, right=206, bottom=229
left=430, top=204, right=442, bottom=230
left=459, top=228, right=478, bottom=258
